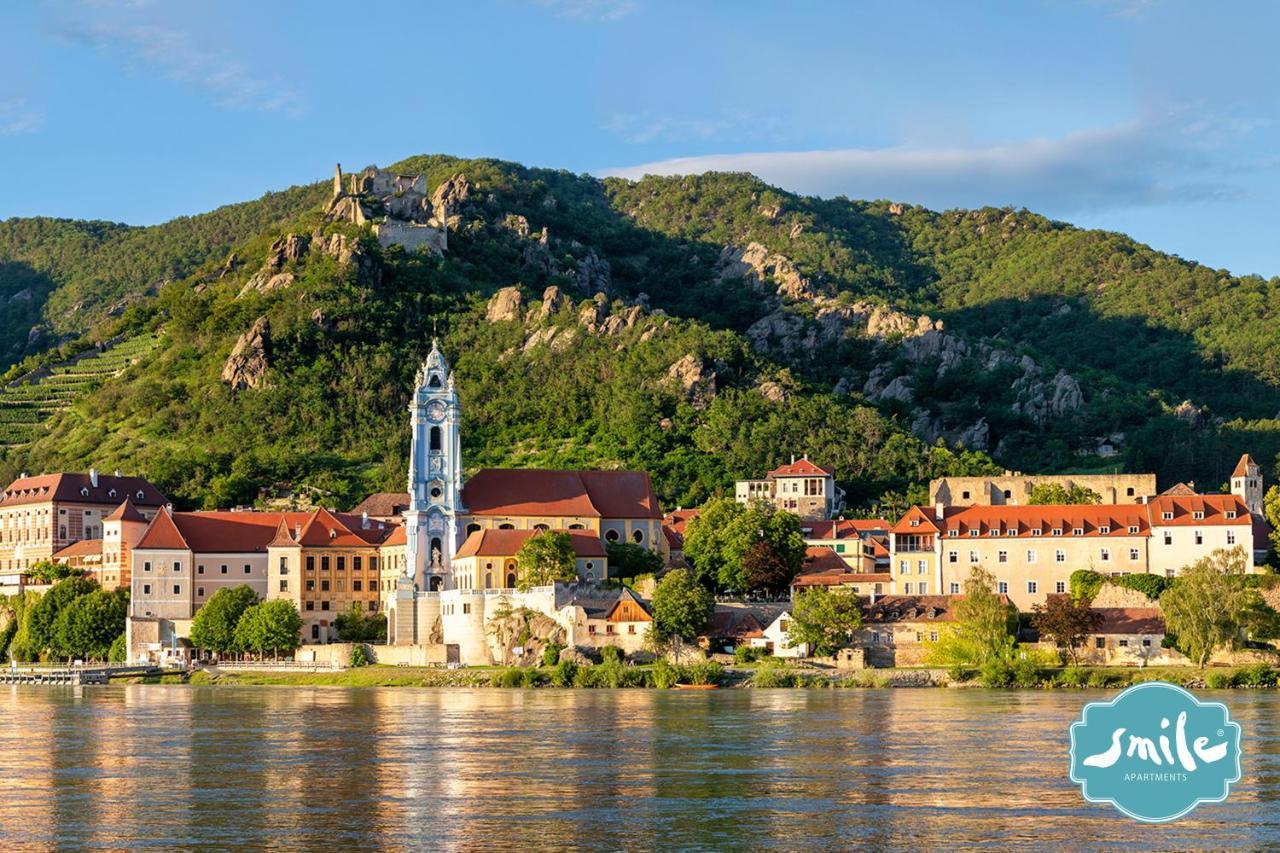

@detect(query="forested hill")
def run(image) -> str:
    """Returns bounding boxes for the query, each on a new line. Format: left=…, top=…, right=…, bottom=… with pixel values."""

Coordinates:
left=1, top=154, right=1277, bottom=511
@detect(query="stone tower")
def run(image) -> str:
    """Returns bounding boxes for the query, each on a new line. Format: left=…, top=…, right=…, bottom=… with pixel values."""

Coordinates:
left=1230, top=453, right=1263, bottom=516
left=404, top=340, right=465, bottom=591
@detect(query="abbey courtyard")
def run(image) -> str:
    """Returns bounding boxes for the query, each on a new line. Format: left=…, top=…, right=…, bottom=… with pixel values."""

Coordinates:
left=0, top=339, right=1275, bottom=670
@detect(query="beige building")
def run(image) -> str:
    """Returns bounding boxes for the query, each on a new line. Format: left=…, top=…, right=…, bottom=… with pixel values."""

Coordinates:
left=889, top=493, right=1256, bottom=610
left=929, top=471, right=1157, bottom=507
left=451, top=527, right=609, bottom=590
left=0, top=470, right=166, bottom=572
left=858, top=595, right=959, bottom=667
left=735, top=457, right=844, bottom=520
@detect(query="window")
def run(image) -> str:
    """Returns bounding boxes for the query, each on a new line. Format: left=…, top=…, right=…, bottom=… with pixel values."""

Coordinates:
left=1100, top=548, right=1110, bottom=562
left=197, top=587, right=204, bottom=597
left=632, top=529, right=644, bottom=544
left=1163, top=532, right=1173, bottom=546
left=1195, top=531, right=1203, bottom=545
left=220, top=564, right=227, bottom=575
left=197, top=564, right=205, bottom=575
left=1129, top=548, right=1140, bottom=561
left=321, top=557, right=330, bottom=571
left=173, top=561, right=181, bottom=572
left=968, top=529, right=979, bottom=537
left=244, top=564, right=251, bottom=574
left=280, top=557, right=288, bottom=575
left=143, top=583, right=151, bottom=594
left=1119, top=639, right=1129, bottom=648
left=997, top=581, right=1008, bottom=594
left=353, top=556, right=362, bottom=571
left=337, top=557, right=346, bottom=571
left=305, top=601, right=314, bottom=611
left=321, top=601, right=330, bottom=611
left=306, top=556, right=315, bottom=572
left=369, top=557, right=377, bottom=571
left=172, top=584, right=180, bottom=595
left=588, top=625, right=597, bottom=635
left=961, top=490, right=970, bottom=500
left=321, top=580, right=330, bottom=592
left=306, top=580, right=315, bottom=591
left=969, top=550, right=979, bottom=564
left=1127, top=487, right=1135, bottom=496
left=279, top=580, right=288, bottom=592
left=311, top=625, right=320, bottom=639
left=1072, top=527, right=1084, bottom=536
left=1095, top=637, right=1105, bottom=649
left=1055, top=581, right=1066, bottom=594
left=462, top=603, right=471, bottom=615
left=917, top=582, right=927, bottom=594
left=915, top=631, right=923, bottom=643
left=1226, top=510, right=1237, bottom=520
left=1142, top=639, right=1151, bottom=648
left=605, top=529, right=620, bottom=543
left=899, top=560, right=908, bottom=574
left=1027, top=581, right=1037, bottom=594
left=949, top=582, right=960, bottom=594
left=1161, top=511, right=1173, bottom=520
left=947, top=552, right=957, bottom=564
left=997, top=550, right=1007, bottom=563
left=1227, top=530, right=1236, bottom=545
left=1166, top=569, right=1175, bottom=578
left=1030, top=528, right=1042, bottom=537
left=903, top=582, right=913, bottom=594
left=1055, top=550, right=1065, bottom=563
left=1099, top=526, right=1110, bottom=535
left=1051, top=528, right=1062, bottom=537
left=917, top=560, right=927, bottom=574
left=1027, top=550, right=1037, bottom=563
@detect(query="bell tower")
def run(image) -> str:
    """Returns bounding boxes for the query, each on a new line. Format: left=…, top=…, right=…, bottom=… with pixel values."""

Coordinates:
left=405, top=339, right=464, bottom=591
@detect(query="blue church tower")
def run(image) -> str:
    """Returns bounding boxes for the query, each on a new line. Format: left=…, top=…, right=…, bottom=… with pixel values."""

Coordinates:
left=404, top=340, right=464, bottom=591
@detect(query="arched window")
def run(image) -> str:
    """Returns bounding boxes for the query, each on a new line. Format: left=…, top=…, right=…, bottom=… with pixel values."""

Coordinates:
left=498, top=523, right=515, bottom=530
left=485, top=572, right=493, bottom=589
left=632, top=529, right=644, bottom=545
left=533, top=523, right=549, bottom=533
left=429, top=426, right=441, bottom=451
left=605, top=529, right=620, bottom=543
left=467, top=523, right=482, bottom=536
left=568, top=523, right=585, bottom=530
left=429, top=374, right=442, bottom=388
left=506, top=571, right=517, bottom=588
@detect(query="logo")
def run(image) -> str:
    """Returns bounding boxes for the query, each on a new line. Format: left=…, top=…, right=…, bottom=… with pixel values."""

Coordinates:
left=1069, top=681, right=1241, bottom=822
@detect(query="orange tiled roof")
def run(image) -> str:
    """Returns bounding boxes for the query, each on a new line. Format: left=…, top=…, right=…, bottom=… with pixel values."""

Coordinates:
left=1146, top=494, right=1249, bottom=526
left=104, top=498, right=148, bottom=523
left=1092, top=607, right=1165, bottom=635
left=1233, top=453, right=1258, bottom=478
left=802, top=519, right=890, bottom=539
left=0, top=472, right=167, bottom=509
left=53, top=539, right=104, bottom=559
left=454, top=528, right=607, bottom=559
left=462, top=469, right=662, bottom=519
left=136, top=509, right=398, bottom=553
left=891, top=506, right=940, bottom=535
left=767, top=458, right=834, bottom=478
left=135, top=508, right=190, bottom=550
left=934, top=503, right=1152, bottom=538
left=349, top=492, right=411, bottom=518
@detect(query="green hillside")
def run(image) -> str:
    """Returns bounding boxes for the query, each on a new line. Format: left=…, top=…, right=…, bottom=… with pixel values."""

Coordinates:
left=0, top=155, right=1276, bottom=510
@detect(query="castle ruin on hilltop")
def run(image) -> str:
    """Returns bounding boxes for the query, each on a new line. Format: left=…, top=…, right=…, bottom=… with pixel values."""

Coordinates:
left=326, top=163, right=471, bottom=256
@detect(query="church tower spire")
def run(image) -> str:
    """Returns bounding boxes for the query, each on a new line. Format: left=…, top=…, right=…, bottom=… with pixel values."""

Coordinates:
left=404, top=338, right=464, bottom=591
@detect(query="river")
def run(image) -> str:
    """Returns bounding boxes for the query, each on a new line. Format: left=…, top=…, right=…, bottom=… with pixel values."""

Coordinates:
left=0, top=685, right=1276, bottom=849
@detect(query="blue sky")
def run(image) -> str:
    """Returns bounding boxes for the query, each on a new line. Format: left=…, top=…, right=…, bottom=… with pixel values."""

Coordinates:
left=3, top=0, right=1279, bottom=277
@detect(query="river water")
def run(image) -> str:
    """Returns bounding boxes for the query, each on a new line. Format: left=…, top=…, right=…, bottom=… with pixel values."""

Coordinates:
left=0, top=685, right=1276, bottom=849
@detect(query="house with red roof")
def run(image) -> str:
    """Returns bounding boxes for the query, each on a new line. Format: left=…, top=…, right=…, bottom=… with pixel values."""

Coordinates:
left=734, top=455, right=844, bottom=520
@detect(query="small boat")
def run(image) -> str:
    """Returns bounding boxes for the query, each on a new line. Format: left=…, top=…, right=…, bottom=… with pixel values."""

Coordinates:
left=674, top=683, right=720, bottom=690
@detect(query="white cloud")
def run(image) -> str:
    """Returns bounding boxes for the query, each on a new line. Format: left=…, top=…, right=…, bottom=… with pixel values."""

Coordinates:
left=55, top=19, right=302, bottom=115
left=602, top=119, right=1253, bottom=214
left=0, top=98, right=43, bottom=136
left=533, top=0, right=638, bottom=21
left=605, top=110, right=784, bottom=145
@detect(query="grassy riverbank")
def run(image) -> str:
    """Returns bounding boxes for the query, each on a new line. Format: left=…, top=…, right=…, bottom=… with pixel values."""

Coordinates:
left=166, top=660, right=1280, bottom=690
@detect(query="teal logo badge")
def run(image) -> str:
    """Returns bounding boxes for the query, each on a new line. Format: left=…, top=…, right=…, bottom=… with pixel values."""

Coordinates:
left=1069, top=681, right=1241, bottom=822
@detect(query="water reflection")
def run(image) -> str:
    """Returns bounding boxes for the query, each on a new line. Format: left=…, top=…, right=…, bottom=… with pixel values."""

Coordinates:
left=0, top=685, right=1276, bottom=848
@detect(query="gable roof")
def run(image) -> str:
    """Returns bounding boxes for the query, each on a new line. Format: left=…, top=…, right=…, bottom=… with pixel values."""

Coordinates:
left=767, top=458, right=834, bottom=478
left=802, top=519, right=890, bottom=539
left=932, top=503, right=1152, bottom=538
left=863, top=595, right=960, bottom=624
left=104, top=498, right=148, bottom=523
left=1092, top=607, right=1165, bottom=635
left=462, top=468, right=662, bottom=519
left=1233, top=453, right=1258, bottom=478
left=891, top=506, right=940, bottom=535
left=135, top=509, right=397, bottom=553
left=0, top=472, right=167, bottom=509
left=1146, top=494, right=1249, bottom=527
left=53, top=539, right=104, bottom=560
left=349, top=491, right=411, bottom=518
left=1161, top=482, right=1198, bottom=496
left=135, top=508, right=190, bottom=551
left=294, top=508, right=398, bottom=547
left=454, top=528, right=607, bottom=559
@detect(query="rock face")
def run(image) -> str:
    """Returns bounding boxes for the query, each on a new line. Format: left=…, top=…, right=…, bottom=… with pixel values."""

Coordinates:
left=486, top=286, right=524, bottom=323
left=718, top=242, right=816, bottom=299
left=1174, top=399, right=1206, bottom=429
left=666, top=354, right=717, bottom=409
left=578, top=294, right=610, bottom=332
left=222, top=317, right=271, bottom=391
left=268, top=234, right=308, bottom=266
left=239, top=233, right=309, bottom=296
left=431, top=174, right=471, bottom=227
left=566, top=250, right=612, bottom=296
left=757, top=381, right=789, bottom=403
left=538, top=285, right=569, bottom=320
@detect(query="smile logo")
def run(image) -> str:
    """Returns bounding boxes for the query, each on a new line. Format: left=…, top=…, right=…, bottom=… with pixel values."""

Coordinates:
left=1069, top=681, right=1241, bottom=822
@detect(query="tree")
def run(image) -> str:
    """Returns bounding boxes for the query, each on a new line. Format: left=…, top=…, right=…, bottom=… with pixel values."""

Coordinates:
left=1032, top=595, right=1103, bottom=665
left=26, top=561, right=87, bottom=584
left=21, top=576, right=98, bottom=660
left=515, top=531, right=578, bottom=591
left=190, top=585, right=260, bottom=656
left=334, top=603, right=388, bottom=643
left=682, top=497, right=806, bottom=592
left=1265, top=485, right=1280, bottom=563
left=788, top=587, right=863, bottom=656
left=650, top=568, right=714, bottom=650
left=1027, top=483, right=1101, bottom=505
left=51, top=589, right=129, bottom=661
left=741, top=542, right=793, bottom=596
left=233, top=600, right=303, bottom=659
left=1160, top=546, right=1263, bottom=668
left=925, top=566, right=1016, bottom=667
left=605, top=542, right=663, bottom=579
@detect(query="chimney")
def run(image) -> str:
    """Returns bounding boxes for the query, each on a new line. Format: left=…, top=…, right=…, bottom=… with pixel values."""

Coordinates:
left=791, top=454, right=796, bottom=464
left=935, top=502, right=944, bottom=521
left=89, top=468, right=99, bottom=488
left=362, top=512, right=370, bottom=529
left=113, top=469, right=121, bottom=478
left=294, top=523, right=302, bottom=539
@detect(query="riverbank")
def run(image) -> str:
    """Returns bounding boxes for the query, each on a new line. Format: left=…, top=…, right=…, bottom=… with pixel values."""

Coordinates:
left=159, top=661, right=1280, bottom=690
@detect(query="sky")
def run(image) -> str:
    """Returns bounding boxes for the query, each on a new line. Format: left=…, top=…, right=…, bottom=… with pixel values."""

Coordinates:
left=2, top=0, right=1279, bottom=277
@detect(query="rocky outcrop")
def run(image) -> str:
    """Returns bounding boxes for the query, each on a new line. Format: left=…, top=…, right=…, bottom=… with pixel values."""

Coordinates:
left=666, top=354, right=717, bottom=409
left=486, top=287, right=524, bottom=323
left=501, top=213, right=531, bottom=238
left=578, top=294, right=610, bottom=332
left=955, top=418, right=990, bottom=452
left=222, top=317, right=271, bottom=391
left=537, top=285, right=569, bottom=321
left=239, top=272, right=295, bottom=297
left=1173, top=399, right=1206, bottom=429
left=431, top=174, right=471, bottom=228
left=268, top=234, right=308, bottom=267
left=718, top=242, right=816, bottom=299
left=567, top=250, right=612, bottom=296
left=238, top=234, right=309, bottom=297
left=757, top=381, right=789, bottom=403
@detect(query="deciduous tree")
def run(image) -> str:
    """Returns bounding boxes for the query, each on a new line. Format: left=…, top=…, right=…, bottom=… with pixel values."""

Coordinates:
left=650, top=568, right=714, bottom=650
left=515, top=531, right=578, bottom=590
left=788, top=587, right=863, bottom=656
left=1161, top=546, right=1263, bottom=668
left=234, top=600, right=303, bottom=659
left=925, top=566, right=1016, bottom=667
left=1031, top=594, right=1102, bottom=665
left=190, top=585, right=260, bottom=655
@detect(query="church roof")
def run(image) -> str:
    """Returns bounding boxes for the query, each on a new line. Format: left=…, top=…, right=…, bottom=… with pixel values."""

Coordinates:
left=134, top=509, right=396, bottom=553
left=1233, top=453, right=1258, bottom=478
left=104, top=498, right=148, bottom=523
left=461, top=469, right=662, bottom=519
left=454, top=528, right=607, bottom=559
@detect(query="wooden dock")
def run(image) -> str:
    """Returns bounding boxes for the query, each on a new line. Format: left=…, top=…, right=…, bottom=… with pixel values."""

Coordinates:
left=0, top=666, right=178, bottom=686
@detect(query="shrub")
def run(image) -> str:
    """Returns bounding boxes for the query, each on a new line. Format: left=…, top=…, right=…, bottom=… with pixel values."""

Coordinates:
left=550, top=659, right=578, bottom=687
left=1069, top=570, right=1103, bottom=602
left=1011, top=657, right=1041, bottom=688
left=734, top=645, right=765, bottom=664
left=681, top=659, right=725, bottom=686
left=1205, top=669, right=1233, bottom=689
left=947, top=664, right=971, bottom=683
left=108, top=633, right=127, bottom=664
left=349, top=644, right=370, bottom=668
left=1115, top=573, right=1171, bottom=600
left=572, top=665, right=601, bottom=688
left=978, top=659, right=1013, bottom=688
left=1232, top=663, right=1276, bottom=688
left=490, top=667, right=526, bottom=688
left=542, top=643, right=563, bottom=667
left=648, top=659, right=679, bottom=689
left=1086, top=669, right=1112, bottom=689
left=1058, top=666, right=1088, bottom=688
left=600, top=645, right=624, bottom=665
left=750, top=659, right=794, bottom=688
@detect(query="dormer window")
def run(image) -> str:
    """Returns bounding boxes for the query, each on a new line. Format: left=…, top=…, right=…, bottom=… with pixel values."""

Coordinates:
left=1161, top=511, right=1173, bottom=521
left=1226, top=510, right=1237, bottom=519
left=1192, top=511, right=1204, bottom=520
left=948, top=529, right=958, bottom=537
left=108, top=489, right=117, bottom=498
left=81, top=487, right=89, bottom=496
left=1099, top=526, right=1110, bottom=534
left=136, top=490, right=144, bottom=500
left=1128, top=525, right=1139, bottom=534
left=429, top=374, right=442, bottom=388
left=909, top=518, right=919, bottom=527
left=1031, top=528, right=1042, bottom=536
left=1072, top=527, right=1084, bottom=536
left=1052, top=528, right=1062, bottom=536
left=969, top=529, right=978, bottom=537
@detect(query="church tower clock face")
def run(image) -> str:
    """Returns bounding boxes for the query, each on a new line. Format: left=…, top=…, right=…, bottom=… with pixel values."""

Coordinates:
left=427, top=400, right=447, bottom=421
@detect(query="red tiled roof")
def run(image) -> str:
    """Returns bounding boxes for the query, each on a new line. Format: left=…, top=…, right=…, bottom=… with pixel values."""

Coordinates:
left=802, top=519, right=890, bottom=539
left=891, top=506, right=940, bottom=535
left=1232, top=453, right=1258, bottom=478
left=1161, top=482, right=1198, bottom=496
left=662, top=508, right=699, bottom=539
left=767, top=458, right=834, bottom=478
left=383, top=525, right=407, bottom=547
left=793, top=570, right=891, bottom=589
left=462, top=469, right=662, bottom=519
left=454, top=528, right=607, bottom=559
left=53, top=539, right=103, bottom=559
left=802, top=546, right=850, bottom=573
left=349, top=492, right=411, bottom=518
left=0, top=472, right=167, bottom=509
left=1093, top=607, right=1165, bottom=635
left=104, top=498, right=148, bottom=523
left=136, top=509, right=397, bottom=553
left=932, top=503, right=1152, bottom=538
left=662, top=525, right=684, bottom=549
left=704, top=608, right=768, bottom=640
left=1146, top=494, right=1249, bottom=527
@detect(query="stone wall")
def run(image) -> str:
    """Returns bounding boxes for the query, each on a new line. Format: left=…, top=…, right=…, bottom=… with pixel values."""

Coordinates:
left=930, top=473, right=1158, bottom=507
left=374, top=221, right=447, bottom=256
